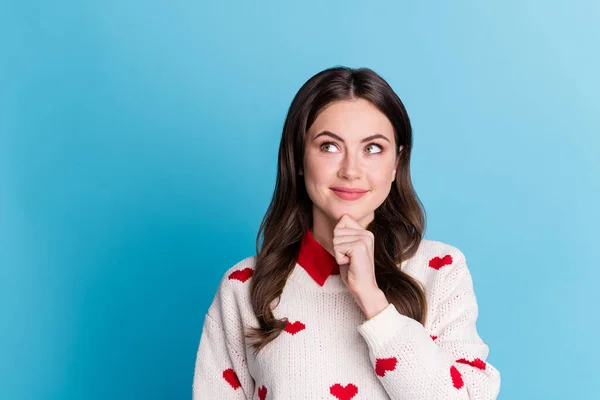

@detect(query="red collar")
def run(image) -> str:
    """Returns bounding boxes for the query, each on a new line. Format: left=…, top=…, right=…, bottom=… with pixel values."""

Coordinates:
left=297, top=228, right=340, bottom=286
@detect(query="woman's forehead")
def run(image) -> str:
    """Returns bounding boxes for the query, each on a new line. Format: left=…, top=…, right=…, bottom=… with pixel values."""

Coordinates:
left=307, top=99, right=394, bottom=142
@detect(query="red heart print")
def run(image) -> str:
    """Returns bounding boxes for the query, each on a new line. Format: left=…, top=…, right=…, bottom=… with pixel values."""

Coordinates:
left=222, top=368, right=241, bottom=390
left=456, top=358, right=487, bottom=370
left=284, top=321, right=306, bottom=335
left=258, top=385, right=267, bottom=400
left=428, top=254, right=453, bottom=270
left=450, top=366, right=464, bottom=389
left=228, top=267, right=254, bottom=283
left=375, top=357, right=398, bottom=377
left=430, top=335, right=438, bottom=341
left=330, top=383, right=358, bottom=400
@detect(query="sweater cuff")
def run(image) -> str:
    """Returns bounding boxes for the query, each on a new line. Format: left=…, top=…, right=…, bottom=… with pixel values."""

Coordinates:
left=357, top=303, right=418, bottom=353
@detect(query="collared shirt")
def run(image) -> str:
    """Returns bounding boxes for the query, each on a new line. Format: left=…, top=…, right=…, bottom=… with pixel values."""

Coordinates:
left=296, top=228, right=340, bottom=286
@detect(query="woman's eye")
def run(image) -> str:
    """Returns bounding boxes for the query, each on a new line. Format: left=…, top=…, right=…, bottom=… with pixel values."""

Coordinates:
left=365, top=144, right=383, bottom=154
left=320, top=142, right=339, bottom=153
left=319, top=142, right=383, bottom=154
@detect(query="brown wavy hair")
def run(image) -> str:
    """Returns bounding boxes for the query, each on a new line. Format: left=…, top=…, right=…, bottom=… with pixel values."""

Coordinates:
left=246, top=66, right=427, bottom=354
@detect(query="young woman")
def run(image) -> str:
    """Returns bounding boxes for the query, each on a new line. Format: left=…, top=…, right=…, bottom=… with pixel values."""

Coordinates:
left=192, top=66, right=501, bottom=399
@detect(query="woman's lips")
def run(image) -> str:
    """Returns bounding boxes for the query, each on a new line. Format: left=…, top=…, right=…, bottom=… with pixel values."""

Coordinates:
left=330, top=187, right=368, bottom=201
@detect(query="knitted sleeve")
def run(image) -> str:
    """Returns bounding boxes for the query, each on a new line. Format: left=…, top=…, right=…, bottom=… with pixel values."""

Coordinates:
left=192, top=281, right=255, bottom=399
left=357, top=252, right=501, bottom=399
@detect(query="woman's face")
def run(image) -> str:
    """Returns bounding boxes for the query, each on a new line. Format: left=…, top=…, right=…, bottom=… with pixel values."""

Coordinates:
left=302, top=98, right=401, bottom=229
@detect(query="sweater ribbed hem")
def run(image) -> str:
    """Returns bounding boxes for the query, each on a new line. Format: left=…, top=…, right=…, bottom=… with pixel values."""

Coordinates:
left=357, top=303, right=415, bottom=353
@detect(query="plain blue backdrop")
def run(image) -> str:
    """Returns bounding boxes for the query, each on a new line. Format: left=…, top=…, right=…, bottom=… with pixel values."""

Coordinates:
left=1, top=1, right=599, bottom=399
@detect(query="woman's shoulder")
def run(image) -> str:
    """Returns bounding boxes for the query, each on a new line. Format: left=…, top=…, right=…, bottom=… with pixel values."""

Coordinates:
left=205, top=255, right=257, bottom=319
left=221, top=255, right=258, bottom=284
left=409, top=238, right=467, bottom=265
left=401, top=238, right=470, bottom=289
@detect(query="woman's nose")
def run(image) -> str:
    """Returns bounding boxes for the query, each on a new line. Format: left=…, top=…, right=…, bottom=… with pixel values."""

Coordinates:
left=338, top=154, right=362, bottom=180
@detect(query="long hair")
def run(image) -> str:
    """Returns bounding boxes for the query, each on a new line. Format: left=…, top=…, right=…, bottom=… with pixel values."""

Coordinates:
left=246, top=66, right=427, bottom=354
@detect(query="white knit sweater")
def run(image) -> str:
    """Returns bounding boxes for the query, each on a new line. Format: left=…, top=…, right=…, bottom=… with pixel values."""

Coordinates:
left=192, top=239, right=501, bottom=399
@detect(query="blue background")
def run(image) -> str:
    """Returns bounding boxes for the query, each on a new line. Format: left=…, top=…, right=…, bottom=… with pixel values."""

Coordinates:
left=1, top=1, right=599, bottom=399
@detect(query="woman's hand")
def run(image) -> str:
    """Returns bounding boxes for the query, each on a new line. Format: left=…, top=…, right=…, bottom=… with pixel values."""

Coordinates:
left=333, top=214, right=390, bottom=319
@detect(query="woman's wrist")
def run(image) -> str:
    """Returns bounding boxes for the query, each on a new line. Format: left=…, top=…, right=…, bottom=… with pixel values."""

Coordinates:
left=353, top=287, right=389, bottom=320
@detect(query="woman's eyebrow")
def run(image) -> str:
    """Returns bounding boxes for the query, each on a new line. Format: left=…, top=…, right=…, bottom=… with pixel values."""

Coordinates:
left=313, top=130, right=391, bottom=143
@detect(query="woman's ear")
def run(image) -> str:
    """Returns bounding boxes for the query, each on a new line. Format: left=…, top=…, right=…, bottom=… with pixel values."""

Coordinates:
left=392, top=146, right=403, bottom=181
left=395, top=147, right=403, bottom=165
left=299, top=168, right=303, bottom=176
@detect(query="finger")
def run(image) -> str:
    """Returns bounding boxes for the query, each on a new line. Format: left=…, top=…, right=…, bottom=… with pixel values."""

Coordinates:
left=334, top=231, right=374, bottom=250
left=333, top=240, right=365, bottom=265
left=333, top=233, right=371, bottom=246
left=337, top=255, right=350, bottom=265
left=335, top=216, right=373, bottom=245
left=335, top=239, right=370, bottom=254
left=333, top=227, right=363, bottom=238
left=336, top=214, right=363, bottom=230
left=333, top=241, right=353, bottom=265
